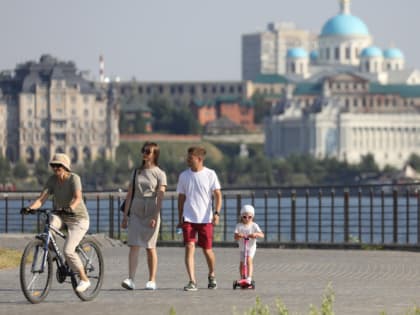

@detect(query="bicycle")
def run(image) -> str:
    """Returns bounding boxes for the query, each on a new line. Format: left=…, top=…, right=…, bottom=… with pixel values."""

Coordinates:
left=19, top=208, right=104, bottom=304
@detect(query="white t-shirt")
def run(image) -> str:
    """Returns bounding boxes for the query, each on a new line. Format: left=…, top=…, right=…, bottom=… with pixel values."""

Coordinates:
left=234, top=222, right=263, bottom=252
left=176, top=167, right=221, bottom=223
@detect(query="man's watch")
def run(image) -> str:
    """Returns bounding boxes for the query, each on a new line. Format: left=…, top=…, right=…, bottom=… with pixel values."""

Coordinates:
left=214, top=211, right=220, bottom=216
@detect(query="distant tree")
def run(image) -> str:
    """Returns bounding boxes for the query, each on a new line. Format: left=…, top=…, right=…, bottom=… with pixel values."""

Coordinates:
left=358, top=153, right=379, bottom=173
left=13, top=160, right=28, bottom=179
left=34, top=158, right=49, bottom=185
left=0, top=155, right=11, bottom=184
left=252, top=92, right=273, bottom=124
left=408, top=154, right=420, bottom=170
left=170, top=106, right=201, bottom=134
left=148, top=98, right=200, bottom=134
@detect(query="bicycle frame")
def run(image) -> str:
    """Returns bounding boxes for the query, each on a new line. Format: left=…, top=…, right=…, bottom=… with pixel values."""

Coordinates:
left=33, top=212, right=67, bottom=274
left=20, top=207, right=104, bottom=303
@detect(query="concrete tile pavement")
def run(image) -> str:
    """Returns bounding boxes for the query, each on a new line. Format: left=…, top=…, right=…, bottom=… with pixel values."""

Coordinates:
left=1, top=234, right=420, bottom=314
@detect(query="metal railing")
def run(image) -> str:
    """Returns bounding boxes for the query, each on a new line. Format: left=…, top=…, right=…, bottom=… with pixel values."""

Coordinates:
left=1, top=183, right=420, bottom=248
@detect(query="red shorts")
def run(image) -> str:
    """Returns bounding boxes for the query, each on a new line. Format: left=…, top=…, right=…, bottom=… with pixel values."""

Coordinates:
left=182, top=222, right=213, bottom=249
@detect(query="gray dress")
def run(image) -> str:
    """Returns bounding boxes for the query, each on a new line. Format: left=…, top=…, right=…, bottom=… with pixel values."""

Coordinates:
left=127, top=166, right=167, bottom=248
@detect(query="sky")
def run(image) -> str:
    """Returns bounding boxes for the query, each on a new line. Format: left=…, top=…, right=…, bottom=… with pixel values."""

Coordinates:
left=0, top=0, right=418, bottom=82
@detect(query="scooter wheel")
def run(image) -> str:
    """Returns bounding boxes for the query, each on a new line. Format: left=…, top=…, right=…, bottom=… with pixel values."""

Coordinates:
left=233, top=280, right=237, bottom=290
left=251, top=280, right=256, bottom=289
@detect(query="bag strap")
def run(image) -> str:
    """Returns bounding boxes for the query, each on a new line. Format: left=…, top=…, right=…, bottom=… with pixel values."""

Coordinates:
left=128, top=168, right=137, bottom=207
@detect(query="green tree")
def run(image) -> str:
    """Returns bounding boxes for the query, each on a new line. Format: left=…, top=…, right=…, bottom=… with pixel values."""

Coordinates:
left=13, top=160, right=28, bottom=179
left=358, top=153, right=379, bottom=173
left=34, top=158, right=49, bottom=185
left=408, top=153, right=420, bottom=170
left=148, top=98, right=200, bottom=134
left=0, top=155, right=11, bottom=184
left=252, top=92, right=273, bottom=124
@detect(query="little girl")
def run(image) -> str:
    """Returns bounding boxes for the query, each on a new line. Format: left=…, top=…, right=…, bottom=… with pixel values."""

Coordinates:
left=234, top=204, right=264, bottom=284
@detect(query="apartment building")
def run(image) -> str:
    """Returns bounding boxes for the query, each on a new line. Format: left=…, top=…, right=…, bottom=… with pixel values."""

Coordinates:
left=0, top=54, right=119, bottom=165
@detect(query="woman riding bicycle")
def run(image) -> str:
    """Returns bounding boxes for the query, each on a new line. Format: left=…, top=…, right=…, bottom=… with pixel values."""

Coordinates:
left=23, top=153, right=91, bottom=293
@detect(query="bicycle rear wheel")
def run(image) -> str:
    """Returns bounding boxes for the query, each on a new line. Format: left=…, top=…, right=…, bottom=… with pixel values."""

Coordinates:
left=20, top=239, right=53, bottom=304
left=72, top=238, right=104, bottom=301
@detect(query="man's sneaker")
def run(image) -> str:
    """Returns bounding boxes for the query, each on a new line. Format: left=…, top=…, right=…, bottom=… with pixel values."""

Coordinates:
left=121, top=278, right=135, bottom=290
left=184, top=281, right=198, bottom=291
left=208, top=276, right=217, bottom=289
left=145, top=281, right=157, bottom=290
left=76, top=280, right=91, bottom=292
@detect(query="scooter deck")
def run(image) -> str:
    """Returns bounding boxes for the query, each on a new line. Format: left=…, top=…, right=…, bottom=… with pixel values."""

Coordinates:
left=233, top=279, right=255, bottom=289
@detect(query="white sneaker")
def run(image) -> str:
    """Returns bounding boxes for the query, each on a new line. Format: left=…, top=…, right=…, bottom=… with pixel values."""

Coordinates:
left=121, top=278, right=135, bottom=290
left=145, top=281, right=157, bottom=290
left=76, top=280, right=91, bottom=292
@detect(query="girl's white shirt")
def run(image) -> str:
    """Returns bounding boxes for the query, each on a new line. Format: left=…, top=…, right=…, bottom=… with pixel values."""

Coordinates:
left=234, top=222, right=262, bottom=251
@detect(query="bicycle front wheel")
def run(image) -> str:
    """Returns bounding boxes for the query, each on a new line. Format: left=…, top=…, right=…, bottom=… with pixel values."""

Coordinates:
left=20, top=239, right=53, bottom=304
left=72, top=238, right=104, bottom=301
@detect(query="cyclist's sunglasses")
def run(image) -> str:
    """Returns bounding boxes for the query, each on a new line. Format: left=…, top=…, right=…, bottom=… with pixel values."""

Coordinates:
left=50, top=163, right=63, bottom=169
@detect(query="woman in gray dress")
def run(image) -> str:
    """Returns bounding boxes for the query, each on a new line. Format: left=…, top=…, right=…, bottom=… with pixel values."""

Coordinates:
left=121, top=142, right=167, bottom=290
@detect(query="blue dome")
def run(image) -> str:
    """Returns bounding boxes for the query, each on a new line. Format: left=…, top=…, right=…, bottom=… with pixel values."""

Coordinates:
left=287, top=48, right=308, bottom=59
left=360, top=46, right=382, bottom=58
left=321, top=14, right=369, bottom=36
left=383, top=48, right=404, bottom=59
left=310, top=50, right=319, bottom=60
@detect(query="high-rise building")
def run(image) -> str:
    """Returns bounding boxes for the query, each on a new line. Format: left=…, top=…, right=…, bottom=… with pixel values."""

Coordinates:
left=242, top=22, right=317, bottom=81
left=0, top=54, right=119, bottom=166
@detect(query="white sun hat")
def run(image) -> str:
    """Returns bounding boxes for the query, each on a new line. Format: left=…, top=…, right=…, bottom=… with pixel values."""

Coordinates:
left=240, top=204, right=255, bottom=216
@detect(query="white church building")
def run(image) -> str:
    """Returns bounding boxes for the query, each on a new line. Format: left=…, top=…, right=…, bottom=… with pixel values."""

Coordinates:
left=264, top=0, right=420, bottom=168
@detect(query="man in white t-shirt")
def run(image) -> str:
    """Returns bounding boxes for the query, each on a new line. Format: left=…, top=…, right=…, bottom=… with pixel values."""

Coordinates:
left=177, top=146, right=222, bottom=291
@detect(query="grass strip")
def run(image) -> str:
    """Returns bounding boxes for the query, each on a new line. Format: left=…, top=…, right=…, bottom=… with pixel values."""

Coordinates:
left=0, top=248, right=22, bottom=269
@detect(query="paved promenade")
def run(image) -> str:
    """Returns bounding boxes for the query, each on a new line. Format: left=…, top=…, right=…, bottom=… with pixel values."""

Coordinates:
left=1, top=234, right=420, bottom=315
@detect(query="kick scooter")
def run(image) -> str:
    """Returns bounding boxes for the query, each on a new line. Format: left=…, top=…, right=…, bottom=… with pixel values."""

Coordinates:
left=233, top=236, right=255, bottom=289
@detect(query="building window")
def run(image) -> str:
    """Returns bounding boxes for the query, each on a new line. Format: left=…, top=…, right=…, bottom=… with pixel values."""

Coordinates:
left=353, top=99, right=358, bottom=107
left=335, top=47, right=339, bottom=60
left=55, top=95, right=62, bottom=105
left=346, top=47, right=351, bottom=59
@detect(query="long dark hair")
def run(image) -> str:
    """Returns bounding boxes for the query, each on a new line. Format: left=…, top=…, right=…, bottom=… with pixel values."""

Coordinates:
left=140, top=141, right=160, bottom=170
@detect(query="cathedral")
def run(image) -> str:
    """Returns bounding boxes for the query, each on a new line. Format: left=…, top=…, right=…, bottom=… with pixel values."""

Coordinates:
left=263, top=0, right=420, bottom=168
